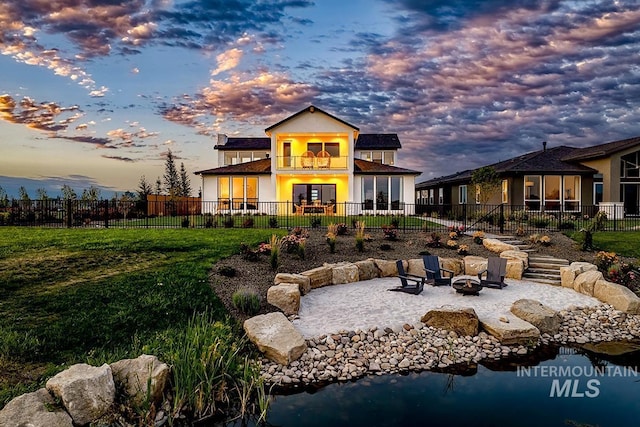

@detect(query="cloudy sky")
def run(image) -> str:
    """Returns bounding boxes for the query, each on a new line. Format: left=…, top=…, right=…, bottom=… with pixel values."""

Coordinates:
left=2, top=0, right=640, bottom=198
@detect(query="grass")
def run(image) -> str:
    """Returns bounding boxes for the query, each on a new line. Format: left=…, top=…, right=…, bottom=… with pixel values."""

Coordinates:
left=568, top=230, right=640, bottom=259
left=0, top=227, right=280, bottom=419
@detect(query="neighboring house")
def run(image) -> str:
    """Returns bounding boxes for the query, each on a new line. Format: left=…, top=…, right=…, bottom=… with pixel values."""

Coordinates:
left=195, top=106, right=420, bottom=214
left=416, top=136, right=640, bottom=217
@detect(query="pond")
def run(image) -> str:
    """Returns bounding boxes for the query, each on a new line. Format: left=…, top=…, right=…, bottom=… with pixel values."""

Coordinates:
left=261, top=345, right=640, bottom=427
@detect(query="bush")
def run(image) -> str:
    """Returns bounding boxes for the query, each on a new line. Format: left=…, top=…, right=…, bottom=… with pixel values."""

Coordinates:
left=268, top=217, right=278, bottom=228
left=381, top=225, right=398, bottom=241
left=558, top=221, right=575, bottom=230
left=379, top=243, right=392, bottom=251
left=242, top=218, right=254, bottom=228
left=240, top=243, right=259, bottom=261
left=336, top=223, right=348, bottom=235
left=310, top=216, right=322, bottom=228
left=426, top=232, right=442, bottom=248
left=232, top=288, right=261, bottom=315
left=218, top=266, right=237, bottom=277
left=529, top=218, right=550, bottom=228
left=223, top=216, right=235, bottom=228
left=390, top=217, right=400, bottom=228
left=181, top=217, right=190, bottom=228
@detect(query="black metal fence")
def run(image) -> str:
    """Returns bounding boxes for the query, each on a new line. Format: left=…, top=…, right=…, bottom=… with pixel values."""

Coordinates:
left=1, top=199, right=639, bottom=234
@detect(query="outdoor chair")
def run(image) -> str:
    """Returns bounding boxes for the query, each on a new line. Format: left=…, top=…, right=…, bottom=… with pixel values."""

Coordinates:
left=316, top=150, right=331, bottom=168
left=388, top=260, right=424, bottom=295
left=478, top=257, right=508, bottom=289
left=301, top=150, right=315, bottom=168
left=422, top=255, right=453, bottom=286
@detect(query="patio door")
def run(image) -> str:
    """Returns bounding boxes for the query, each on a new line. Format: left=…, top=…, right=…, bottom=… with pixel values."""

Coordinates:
left=292, top=184, right=336, bottom=211
left=622, top=183, right=640, bottom=216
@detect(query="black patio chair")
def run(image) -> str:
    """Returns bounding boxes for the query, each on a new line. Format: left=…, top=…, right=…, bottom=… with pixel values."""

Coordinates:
left=478, top=257, right=508, bottom=289
left=422, top=255, right=453, bottom=286
left=388, top=260, right=425, bottom=295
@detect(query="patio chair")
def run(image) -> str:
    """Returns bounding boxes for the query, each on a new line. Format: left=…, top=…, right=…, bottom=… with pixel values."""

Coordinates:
left=478, top=257, right=508, bottom=289
left=422, top=255, right=453, bottom=286
left=316, top=150, right=331, bottom=168
left=301, top=150, right=315, bottom=168
left=388, top=260, right=424, bottom=295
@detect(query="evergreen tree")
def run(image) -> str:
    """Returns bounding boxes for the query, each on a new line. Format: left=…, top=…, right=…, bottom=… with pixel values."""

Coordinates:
left=18, top=186, right=30, bottom=201
left=36, top=188, right=49, bottom=200
left=138, top=175, right=152, bottom=201
left=81, top=185, right=101, bottom=202
left=163, top=149, right=180, bottom=198
left=155, top=177, right=162, bottom=195
left=179, top=162, right=192, bottom=197
left=0, top=186, right=9, bottom=207
left=61, top=184, right=77, bottom=200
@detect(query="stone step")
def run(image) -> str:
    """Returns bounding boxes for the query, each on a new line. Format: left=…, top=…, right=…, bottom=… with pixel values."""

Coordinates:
left=527, top=267, right=563, bottom=275
left=523, top=277, right=562, bottom=286
left=523, top=271, right=562, bottom=280
left=528, top=262, right=567, bottom=271
left=521, top=249, right=538, bottom=253
left=528, top=256, right=570, bottom=265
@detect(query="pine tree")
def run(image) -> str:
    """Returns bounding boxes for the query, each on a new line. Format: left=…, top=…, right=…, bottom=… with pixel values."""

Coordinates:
left=138, top=175, right=152, bottom=201
left=163, top=149, right=180, bottom=198
left=155, top=177, right=162, bottom=195
left=61, top=184, right=77, bottom=200
left=179, top=162, right=192, bottom=197
left=18, top=186, right=30, bottom=201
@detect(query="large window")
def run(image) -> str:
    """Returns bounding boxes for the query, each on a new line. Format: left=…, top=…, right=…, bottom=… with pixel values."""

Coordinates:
left=362, top=176, right=403, bottom=210
left=218, top=176, right=258, bottom=209
left=501, top=180, right=508, bottom=204
left=459, top=185, right=467, bottom=204
left=360, top=151, right=395, bottom=165
left=594, top=182, right=603, bottom=205
left=438, top=188, right=443, bottom=204
left=564, top=176, right=580, bottom=210
left=223, top=151, right=268, bottom=166
left=293, top=184, right=336, bottom=212
left=524, top=174, right=580, bottom=211
left=621, top=151, right=640, bottom=178
left=544, top=176, right=561, bottom=210
left=308, top=142, right=340, bottom=157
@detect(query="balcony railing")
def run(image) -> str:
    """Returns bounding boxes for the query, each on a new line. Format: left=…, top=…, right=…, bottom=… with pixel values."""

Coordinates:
left=276, top=155, right=348, bottom=170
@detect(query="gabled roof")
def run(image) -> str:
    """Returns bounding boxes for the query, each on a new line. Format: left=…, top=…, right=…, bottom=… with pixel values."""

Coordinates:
left=416, top=145, right=595, bottom=188
left=355, top=134, right=402, bottom=149
left=354, top=159, right=421, bottom=176
left=561, top=136, right=640, bottom=161
left=195, top=159, right=271, bottom=175
left=215, top=137, right=270, bottom=150
left=264, top=105, right=359, bottom=133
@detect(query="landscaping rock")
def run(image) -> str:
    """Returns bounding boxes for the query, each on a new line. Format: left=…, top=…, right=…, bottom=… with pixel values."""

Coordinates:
left=46, top=363, right=115, bottom=426
left=505, top=259, right=525, bottom=280
left=301, top=265, right=333, bottom=289
left=500, top=250, right=529, bottom=269
left=560, top=262, right=598, bottom=289
left=110, top=354, right=169, bottom=407
left=463, top=256, right=487, bottom=276
left=374, top=259, right=402, bottom=277
left=0, top=388, right=73, bottom=427
left=593, top=279, right=640, bottom=314
left=573, top=270, right=604, bottom=296
left=421, top=307, right=479, bottom=336
left=510, top=299, right=560, bottom=334
left=441, top=257, right=464, bottom=276
left=479, top=314, right=540, bottom=345
left=483, top=238, right=517, bottom=253
left=327, top=262, right=359, bottom=285
left=267, top=283, right=301, bottom=315
left=355, top=259, right=379, bottom=281
left=244, top=312, right=307, bottom=365
left=274, top=273, right=311, bottom=295
left=407, top=258, right=426, bottom=276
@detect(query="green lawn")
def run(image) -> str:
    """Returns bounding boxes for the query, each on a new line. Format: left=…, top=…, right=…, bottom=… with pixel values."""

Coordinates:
left=568, top=230, right=640, bottom=258
left=0, top=227, right=280, bottom=411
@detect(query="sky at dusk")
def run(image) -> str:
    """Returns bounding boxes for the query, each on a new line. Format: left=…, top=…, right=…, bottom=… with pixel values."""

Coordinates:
left=2, top=0, right=640, bottom=198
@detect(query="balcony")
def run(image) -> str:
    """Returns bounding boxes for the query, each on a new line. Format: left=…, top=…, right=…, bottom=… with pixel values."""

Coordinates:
left=276, top=155, right=349, bottom=171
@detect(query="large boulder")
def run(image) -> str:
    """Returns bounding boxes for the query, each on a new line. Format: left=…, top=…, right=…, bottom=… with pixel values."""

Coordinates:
left=594, top=279, right=640, bottom=314
left=483, top=238, right=517, bottom=253
left=327, top=262, right=359, bottom=285
left=505, top=259, right=525, bottom=280
left=421, top=307, right=479, bottom=336
left=355, top=259, right=379, bottom=281
left=243, top=312, right=307, bottom=365
left=407, top=258, right=426, bottom=276
left=479, top=314, right=540, bottom=345
left=46, top=363, right=115, bottom=426
left=463, top=256, right=487, bottom=276
left=573, top=270, right=604, bottom=296
left=500, top=250, right=529, bottom=269
left=301, top=265, right=333, bottom=289
left=374, top=259, right=402, bottom=277
left=0, top=388, right=73, bottom=427
left=560, top=262, right=598, bottom=289
left=510, top=299, right=560, bottom=334
left=441, top=258, right=464, bottom=276
left=267, top=283, right=301, bottom=315
left=110, top=355, right=169, bottom=407
left=274, top=273, right=311, bottom=295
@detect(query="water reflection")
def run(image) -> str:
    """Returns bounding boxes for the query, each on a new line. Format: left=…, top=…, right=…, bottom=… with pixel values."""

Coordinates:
left=263, top=345, right=640, bottom=427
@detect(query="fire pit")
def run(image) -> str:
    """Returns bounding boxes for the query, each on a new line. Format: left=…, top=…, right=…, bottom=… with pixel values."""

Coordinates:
left=452, top=278, right=482, bottom=296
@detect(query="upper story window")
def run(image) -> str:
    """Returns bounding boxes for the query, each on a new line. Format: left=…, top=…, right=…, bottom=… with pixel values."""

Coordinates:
left=308, top=142, right=340, bottom=157
left=223, top=151, right=268, bottom=166
left=621, top=151, right=640, bottom=178
left=360, top=151, right=395, bottom=165
left=459, top=185, right=467, bottom=204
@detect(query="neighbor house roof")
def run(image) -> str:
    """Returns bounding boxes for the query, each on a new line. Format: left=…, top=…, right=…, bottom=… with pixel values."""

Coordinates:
left=561, top=136, right=640, bottom=161
left=214, top=137, right=270, bottom=150
left=265, top=105, right=359, bottom=133
left=354, top=159, right=421, bottom=175
left=355, top=134, right=402, bottom=150
left=195, top=159, right=271, bottom=175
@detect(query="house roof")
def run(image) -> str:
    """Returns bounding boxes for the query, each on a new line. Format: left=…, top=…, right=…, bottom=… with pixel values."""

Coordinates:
left=355, top=134, right=402, bottom=149
left=215, top=137, right=270, bottom=150
left=415, top=145, right=595, bottom=188
left=264, top=105, right=359, bottom=133
left=354, top=159, right=421, bottom=175
left=561, top=136, right=640, bottom=161
left=194, top=159, right=271, bottom=175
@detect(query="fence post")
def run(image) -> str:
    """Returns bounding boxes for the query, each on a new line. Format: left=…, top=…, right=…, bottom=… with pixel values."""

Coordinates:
left=463, top=204, right=467, bottom=231
left=66, top=199, right=73, bottom=228
left=499, top=204, right=504, bottom=234
left=613, top=204, right=617, bottom=231
left=102, top=200, right=109, bottom=228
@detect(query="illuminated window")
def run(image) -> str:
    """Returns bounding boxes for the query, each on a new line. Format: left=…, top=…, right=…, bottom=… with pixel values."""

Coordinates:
left=501, top=180, right=508, bottom=204
left=459, top=185, right=467, bottom=204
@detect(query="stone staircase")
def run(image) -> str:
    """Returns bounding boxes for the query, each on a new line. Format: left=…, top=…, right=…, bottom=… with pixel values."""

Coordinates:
left=523, top=255, right=570, bottom=286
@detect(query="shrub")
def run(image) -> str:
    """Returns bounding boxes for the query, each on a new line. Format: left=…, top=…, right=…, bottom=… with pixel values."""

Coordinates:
left=446, top=239, right=458, bottom=249
left=223, top=216, right=235, bottom=228
left=381, top=225, right=398, bottom=241
left=558, top=221, right=575, bottom=230
left=240, top=243, right=259, bottom=261
left=269, top=234, right=280, bottom=270
left=336, top=223, right=348, bottom=235
left=530, top=218, right=550, bottom=228
left=204, top=214, right=216, bottom=228
left=419, top=250, right=431, bottom=256
left=242, top=218, right=254, bottom=228
left=426, top=232, right=442, bottom=248
left=379, top=243, right=392, bottom=251
left=355, top=220, right=366, bottom=252
left=181, top=217, right=190, bottom=228
left=218, top=266, right=237, bottom=277
left=457, top=244, right=469, bottom=255
left=472, top=231, right=484, bottom=244
left=310, top=216, right=322, bottom=228
left=390, top=217, right=400, bottom=228
left=595, top=251, right=618, bottom=272
left=268, top=217, right=278, bottom=228
left=232, top=288, right=261, bottom=315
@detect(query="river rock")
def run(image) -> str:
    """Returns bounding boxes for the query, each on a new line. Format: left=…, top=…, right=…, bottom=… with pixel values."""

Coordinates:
left=301, top=265, right=333, bottom=289
left=244, top=312, right=307, bottom=365
left=46, top=363, right=115, bottom=426
left=593, top=279, right=640, bottom=314
left=421, top=307, right=479, bottom=336
left=483, top=238, right=517, bottom=253
left=355, top=259, right=379, bottom=281
left=510, top=299, right=560, bottom=334
left=110, top=354, right=169, bottom=406
left=573, top=270, right=604, bottom=296
left=0, top=388, right=73, bottom=427
left=274, top=273, right=311, bottom=295
left=267, top=283, right=301, bottom=315
left=479, top=314, right=540, bottom=345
